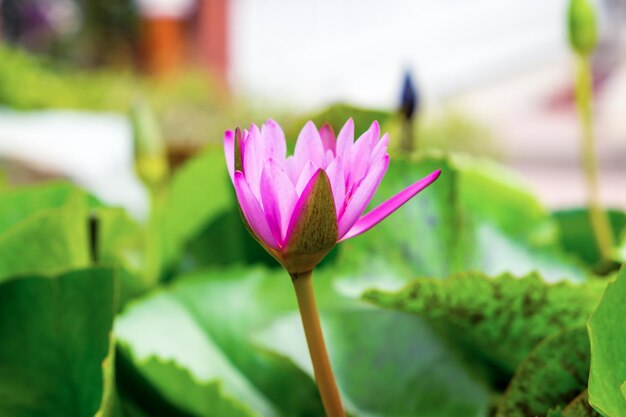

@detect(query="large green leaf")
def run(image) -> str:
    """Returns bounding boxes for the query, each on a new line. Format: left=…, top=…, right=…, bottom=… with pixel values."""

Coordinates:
left=181, top=206, right=336, bottom=271
left=97, top=336, right=120, bottom=417
left=340, top=154, right=587, bottom=284
left=256, top=308, right=490, bottom=417
left=0, top=268, right=118, bottom=417
left=0, top=190, right=90, bottom=281
left=0, top=181, right=81, bottom=234
left=618, top=239, right=626, bottom=263
left=116, top=291, right=277, bottom=417
left=340, top=156, right=458, bottom=280
left=553, top=208, right=626, bottom=267
left=161, top=147, right=232, bottom=269
left=588, top=265, right=626, bottom=417
left=364, top=272, right=605, bottom=373
left=496, top=327, right=590, bottom=417
left=115, top=266, right=323, bottom=417
left=562, top=391, right=602, bottom=417
left=181, top=205, right=278, bottom=271
left=96, top=208, right=144, bottom=270
left=117, top=265, right=491, bottom=417
left=95, top=207, right=153, bottom=304
left=547, top=391, right=602, bottom=417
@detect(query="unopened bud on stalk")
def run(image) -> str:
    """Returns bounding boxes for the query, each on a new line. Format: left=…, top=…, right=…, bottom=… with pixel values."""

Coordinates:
left=398, top=71, right=420, bottom=153
left=131, top=98, right=169, bottom=189
left=568, top=0, right=598, bottom=55
left=399, top=71, right=419, bottom=121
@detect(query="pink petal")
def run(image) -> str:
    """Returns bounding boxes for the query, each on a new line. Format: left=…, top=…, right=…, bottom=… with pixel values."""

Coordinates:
left=319, top=123, right=336, bottom=153
left=249, top=123, right=262, bottom=137
left=224, top=130, right=235, bottom=183
left=240, top=128, right=249, bottom=149
left=349, top=121, right=380, bottom=185
left=356, top=121, right=380, bottom=154
left=261, top=119, right=287, bottom=164
left=234, top=171, right=279, bottom=250
left=294, top=121, right=326, bottom=169
left=295, top=161, right=318, bottom=196
left=335, top=118, right=354, bottom=159
left=340, top=169, right=441, bottom=241
left=337, top=155, right=390, bottom=238
left=285, top=155, right=300, bottom=185
left=369, top=133, right=389, bottom=164
left=322, top=149, right=335, bottom=168
left=260, top=159, right=298, bottom=245
left=243, top=124, right=263, bottom=199
left=325, top=157, right=345, bottom=219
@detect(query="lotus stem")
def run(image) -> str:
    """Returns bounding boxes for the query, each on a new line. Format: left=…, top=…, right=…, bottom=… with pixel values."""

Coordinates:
left=574, top=53, right=614, bottom=261
left=400, top=117, right=415, bottom=154
left=291, top=271, right=346, bottom=417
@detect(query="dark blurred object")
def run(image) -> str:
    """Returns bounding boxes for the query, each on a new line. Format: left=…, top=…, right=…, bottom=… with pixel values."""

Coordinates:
left=399, top=70, right=418, bottom=120
left=1, top=0, right=80, bottom=51
left=1, top=0, right=138, bottom=67
left=166, top=144, right=202, bottom=171
left=398, top=70, right=419, bottom=153
left=76, top=0, right=139, bottom=66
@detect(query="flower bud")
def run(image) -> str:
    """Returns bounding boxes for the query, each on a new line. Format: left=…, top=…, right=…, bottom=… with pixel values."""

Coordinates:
left=568, top=0, right=598, bottom=55
left=399, top=71, right=419, bottom=121
left=131, top=98, right=169, bottom=189
left=279, top=169, right=338, bottom=273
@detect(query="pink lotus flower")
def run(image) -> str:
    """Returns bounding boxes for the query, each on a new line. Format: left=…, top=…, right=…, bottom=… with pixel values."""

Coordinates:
left=224, top=118, right=440, bottom=274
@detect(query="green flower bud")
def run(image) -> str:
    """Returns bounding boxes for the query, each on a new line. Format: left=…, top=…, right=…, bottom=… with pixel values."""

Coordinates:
left=568, top=0, right=598, bottom=55
left=131, top=98, right=169, bottom=189
left=279, top=169, right=338, bottom=274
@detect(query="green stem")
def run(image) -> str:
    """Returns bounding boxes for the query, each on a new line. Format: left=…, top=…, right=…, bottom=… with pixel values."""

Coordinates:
left=291, top=271, right=346, bottom=417
left=400, top=117, right=415, bottom=154
left=574, top=54, right=614, bottom=261
left=145, top=186, right=165, bottom=285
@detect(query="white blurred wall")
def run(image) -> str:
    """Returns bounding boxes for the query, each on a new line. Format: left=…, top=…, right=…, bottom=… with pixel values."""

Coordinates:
left=229, top=0, right=571, bottom=109
left=0, top=109, right=148, bottom=218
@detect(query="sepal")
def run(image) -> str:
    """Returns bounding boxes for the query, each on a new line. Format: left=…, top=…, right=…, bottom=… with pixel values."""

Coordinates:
left=281, top=169, right=338, bottom=273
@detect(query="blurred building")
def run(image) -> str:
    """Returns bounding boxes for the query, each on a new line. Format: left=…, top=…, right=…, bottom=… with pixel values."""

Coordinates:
left=135, top=0, right=228, bottom=83
left=226, top=0, right=626, bottom=109
left=0, top=0, right=228, bottom=80
left=2, top=0, right=625, bottom=106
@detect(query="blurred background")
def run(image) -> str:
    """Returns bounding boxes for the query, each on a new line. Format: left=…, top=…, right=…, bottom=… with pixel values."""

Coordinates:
left=0, top=0, right=625, bottom=218
left=1, top=3, right=626, bottom=416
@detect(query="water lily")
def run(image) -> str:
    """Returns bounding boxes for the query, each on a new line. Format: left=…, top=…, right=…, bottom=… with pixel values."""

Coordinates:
left=224, top=118, right=440, bottom=274
left=224, top=118, right=440, bottom=417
